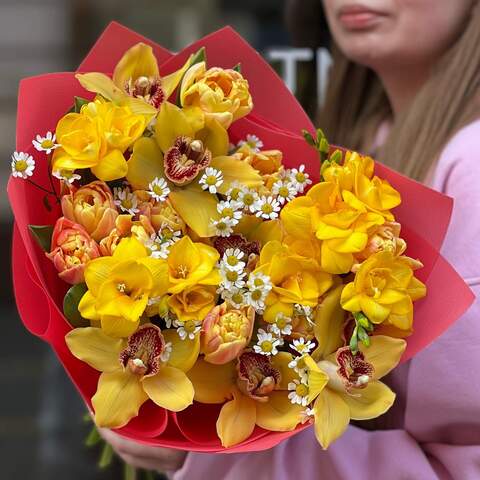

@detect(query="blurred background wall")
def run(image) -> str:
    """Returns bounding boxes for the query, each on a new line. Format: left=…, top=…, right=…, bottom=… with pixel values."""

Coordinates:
left=0, top=1, right=328, bottom=478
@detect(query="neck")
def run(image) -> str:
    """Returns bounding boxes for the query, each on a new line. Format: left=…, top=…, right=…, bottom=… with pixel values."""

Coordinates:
left=374, top=63, right=431, bottom=117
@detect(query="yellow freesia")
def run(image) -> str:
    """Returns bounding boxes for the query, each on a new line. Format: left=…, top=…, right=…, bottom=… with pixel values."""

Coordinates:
left=180, top=62, right=253, bottom=129
left=254, top=241, right=332, bottom=323
left=66, top=324, right=198, bottom=428
left=188, top=351, right=303, bottom=447
left=166, top=236, right=220, bottom=294
left=289, top=286, right=408, bottom=449
left=281, top=182, right=385, bottom=274
left=340, top=251, right=426, bottom=331
left=52, top=98, right=146, bottom=181
left=76, top=42, right=193, bottom=117
left=126, top=102, right=261, bottom=237
left=78, top=237, right=169, bottom=337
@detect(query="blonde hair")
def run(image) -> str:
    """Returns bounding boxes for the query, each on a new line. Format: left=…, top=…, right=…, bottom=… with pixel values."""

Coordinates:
left=319, top=4, right=480, bottom=180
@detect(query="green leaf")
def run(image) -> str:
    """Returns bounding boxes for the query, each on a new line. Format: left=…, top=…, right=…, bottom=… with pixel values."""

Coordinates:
left=302, top=129, right=316, bottom=147
left=29, top=225, right=54, bottom=252
left=85, top=425, right=102, bottom=447
left=330, top=149, right=343, bottom=164
left=69, top=96, right=90, bottom=113
left=99, top=443, right=114, bottom=469
left=233, top=63, right=242, bottom=73
left=63, top=283, right=90, bottom=327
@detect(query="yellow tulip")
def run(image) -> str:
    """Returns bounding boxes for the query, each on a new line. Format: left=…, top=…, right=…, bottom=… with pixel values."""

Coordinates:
left=180, top=62, right=253, bottom=129
left=166, top=236, right=220, bottom=294
left=188, top=351, right=303, bottom=447
left=76, top=42, right=193, bottom=116
left=340, top=251, right=426, bottom=331
left=65, top=324, right=197, bottom=428
left=53, top=98, right=146, bottom=181
left=254, top=241, right=332, bottom=322
left=79, top=237, right=169, bottom=337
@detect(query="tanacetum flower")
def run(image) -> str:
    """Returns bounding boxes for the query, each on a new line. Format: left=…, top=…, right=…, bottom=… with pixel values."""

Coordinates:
left=238, top=134, right=263, bottom=152
left=254, top=195, right=281, bottom=220
left=148, top=177, right=170, bottom=202
left=226, top=181, right=243, bottom=201
left=253, top=329, right=281, bottom=356
left=220, top=287, right=247, bottom=309
left=32, top=131, right=59, bottom=154
left=288, top=165, right=312, bottom=193
left=114, top=187, right=140, bottom=215
left=66, top=324, right=197, bottom=428
left=220, top=265, right=246, bottom=289
left=237, top=187, right=259, bottom=212
left=288, top=377, right=310, bottom=406
left=211, top=217, right=235, bottom=237
left=175, top=319, right=202, bottom=340
left=221, top=248, right=246, bottom=271
left=217, top=200, right=243, bottom=223
left=52, top=169, right=81, bottom=184
left=270, top=313, right=293, bottom=336
left=11, top=151, right=35, bottom=179
left=199, top=167, right=223, bottom=194
left=291, top=337, right=315, bottom=355
left=272, top=179, right=297, bottom=204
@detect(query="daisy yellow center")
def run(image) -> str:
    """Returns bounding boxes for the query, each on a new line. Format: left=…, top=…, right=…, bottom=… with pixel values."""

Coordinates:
left=184, top=320, right=197, bottom=334
left=15, top=160, right=28, bottom=172
left=261, top=340, right=273, bottom=352
left=296, top=344, right=307, bottom=353
left=226, top=255, right=239, bottom=266
left=231, top=292, right=244, bottom=304
left=153, top=185, right=165, bottom=196
left=221, top=207, right=234, bottom=217
left=243, top=194, right=255, bottom=205
left=217, top=221, right=228, bottom=231
left=161, top=228, right=173, bottom=240
left=251, top=289, right=263, bottom=301
left=206, top=175, right=217, bottom=186
left=276, top=316, right=287, bottom=328
left=295, top=172, right=306, bottom=183
left=278, top=186, right=289, bottom=197
left=261, top=203, right=273, bottom=214
left=230, top=188, right=241, bottom=200
left=254, top=278, right=264, bottom=287
left=41, top=139, right=54, bottom=149
left=226, top=270, right=239, bottom=282
left=295, top=383, right=308, bottom=397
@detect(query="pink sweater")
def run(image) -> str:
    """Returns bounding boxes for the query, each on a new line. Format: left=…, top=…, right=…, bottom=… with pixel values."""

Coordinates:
left=173, top=120, right=480, bottom=480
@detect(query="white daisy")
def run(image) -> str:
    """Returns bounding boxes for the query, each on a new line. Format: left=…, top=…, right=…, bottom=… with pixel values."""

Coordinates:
left=221, top=248, right=245, bottom=271
left=270, top=313, right=293, bottom=336
left=175, top=319, right=202, bottom=340
left=271, top=179, right=297, bottom=204
left=300, top=407, right=316, bottom=424
left=226, top=181, right=243, bottom=201
left=145, top=234, right=171, bottom=259
left=52, top=169, right=81, bottom=184
left=253, top=329, right=281, bottom=356
left=254, top=195, right=281, bottom=220
left=199, top=167, right=223, bottom=194
left=245, top=288, right=267, bottom=312
left=291, top=337, right=315, bottom=355
left=32, top=131, right=59, bottom=154
left=220, top=265, right=246, bottom=289
left=11, top=151, right=35, bottom=179
left=158, top=223, right=182, bottom=244
left=288, top=378, right=310, bottom=406
left=247, top=272, right=272, bottom=292
left=237, top=187, right=259, bottom=213
left=148, top=177, right=170, bottom=202
left=238, top=134, right=263, bottom=152
left=160, top=342, right=172, bottom=363
left=211, top=217, right=235, bottom=237
left=288, top=355, right=307, bottom=374
left=289, top=165, right=312, bottom=193
left=220, top=287, right=247, bottom=308
left=217, top=200, right=243, bottom=223
left=114, top=187, right=140, bottom=215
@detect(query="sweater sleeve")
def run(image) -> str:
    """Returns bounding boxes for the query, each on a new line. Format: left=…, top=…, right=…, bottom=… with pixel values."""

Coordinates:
left=172, top=121, right=480, bottom=480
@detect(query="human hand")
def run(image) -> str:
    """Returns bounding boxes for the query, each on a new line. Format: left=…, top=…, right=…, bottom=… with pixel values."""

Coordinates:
left=99, top=428, right=187, bottom=473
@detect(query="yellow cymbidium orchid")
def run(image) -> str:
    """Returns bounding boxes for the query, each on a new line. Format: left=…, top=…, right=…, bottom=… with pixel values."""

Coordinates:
left=340, top=251, right=426, bottom=332
left=52, top=98, right=146, bottom=181
left=126, top=101, right=262, bottom=237
left=78, top=237, right=169, bottom=337
left=188, top=351, right=304, bottom=447
left=76, top=42, right=193, bottom=117
left=254, top=240, right=333, bottom=323
left=298, top=285, right=407, bottom=449
left=66, top=324, right=198, bottom=428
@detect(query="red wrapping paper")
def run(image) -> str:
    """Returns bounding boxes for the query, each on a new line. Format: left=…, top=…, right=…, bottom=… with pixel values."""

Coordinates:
left=8, top=22, right=475, bottom=452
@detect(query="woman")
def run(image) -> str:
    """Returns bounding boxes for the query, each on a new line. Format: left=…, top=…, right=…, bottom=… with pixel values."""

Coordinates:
left=101, top=1, right=480, bottom=477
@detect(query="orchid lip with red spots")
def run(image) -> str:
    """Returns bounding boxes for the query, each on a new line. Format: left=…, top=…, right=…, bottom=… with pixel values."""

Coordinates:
left=164, top=136, right=211, bottom=185
left=336, top=346, right=374, bottom=391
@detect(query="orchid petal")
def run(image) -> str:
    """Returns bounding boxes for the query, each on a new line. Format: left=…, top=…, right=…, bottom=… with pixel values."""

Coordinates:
left=162, top=329, right=200, bottom=372
left=126, top=137, right=165, bottom=191
left=210, top=155, right=262, bottom=195
left=256, top=391, right=303, bottom=431
left=359, top=335, right=406, bottom=380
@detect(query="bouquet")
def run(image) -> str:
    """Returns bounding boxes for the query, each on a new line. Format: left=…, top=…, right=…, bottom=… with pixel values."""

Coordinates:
left=8, top=23, right=474, bottom=453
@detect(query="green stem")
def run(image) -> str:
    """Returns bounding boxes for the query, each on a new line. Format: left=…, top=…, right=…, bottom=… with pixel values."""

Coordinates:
left=124, top=463, right=138, bottom=480
left=98, top=443, right=114, bottom=469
